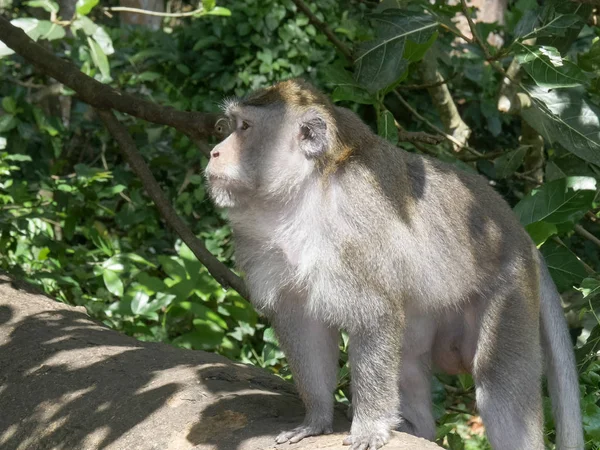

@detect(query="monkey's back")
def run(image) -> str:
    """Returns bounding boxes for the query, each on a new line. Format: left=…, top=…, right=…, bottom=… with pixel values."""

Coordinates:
left=335, top=138, right=539, bottom=313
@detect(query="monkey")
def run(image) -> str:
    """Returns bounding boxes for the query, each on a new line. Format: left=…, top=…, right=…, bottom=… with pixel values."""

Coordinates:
left=204, top=79, right=583, bottom=450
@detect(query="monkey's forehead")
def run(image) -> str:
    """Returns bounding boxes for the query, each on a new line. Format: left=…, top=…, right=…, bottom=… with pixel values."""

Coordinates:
left=221, top=79, right=330, bottom=115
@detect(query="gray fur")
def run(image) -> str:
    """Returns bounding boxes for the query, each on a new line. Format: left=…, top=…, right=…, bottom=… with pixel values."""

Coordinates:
left=205, top=81, right=583, bottom=450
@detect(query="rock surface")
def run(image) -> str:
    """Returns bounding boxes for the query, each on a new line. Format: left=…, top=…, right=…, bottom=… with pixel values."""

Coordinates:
left=0, top=274, right=440, bottom=450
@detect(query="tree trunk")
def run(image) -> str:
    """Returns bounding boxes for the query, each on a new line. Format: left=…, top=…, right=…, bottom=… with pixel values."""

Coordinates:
left=0, top=274, right=441, bottom=450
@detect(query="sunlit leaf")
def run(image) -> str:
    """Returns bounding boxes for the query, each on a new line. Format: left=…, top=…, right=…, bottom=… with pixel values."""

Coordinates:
left=25, top=0, right=59, bottom=13
left=517, top=44, right=587, bottom=89
left=87, top=37, right=111, bottom=81
left=205, top=6, right=231, bottom=16
left=521, top=85, right=600, bottom=166
left=103, top=269, right=124, bottom=297
left=514, top=176, right=597, bottom=226
left=525, top=221, right=557, bottom=247
left=76, top=0, right=99, bottom=16
left=576, top=278, right=600, bottom=301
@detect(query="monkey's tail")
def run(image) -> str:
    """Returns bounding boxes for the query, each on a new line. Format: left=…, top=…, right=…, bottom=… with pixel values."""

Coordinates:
left=539, top=257, right=584, bottom=450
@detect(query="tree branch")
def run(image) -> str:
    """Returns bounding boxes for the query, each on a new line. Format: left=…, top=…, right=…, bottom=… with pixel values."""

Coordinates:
left=574, top=224, right=600, bottom=249
left=104, top=6, right=205, bottom=17
left=393, top=91, right=482, bottom=157
left=290, top=0, right=353, bottom=63
left=460, top=0, right=492, bottom=60
left=0, top=16, right=218, bottom=146
left=416, top=53, right=472, bottom=153
left=97, top=109, right=248, bottom=299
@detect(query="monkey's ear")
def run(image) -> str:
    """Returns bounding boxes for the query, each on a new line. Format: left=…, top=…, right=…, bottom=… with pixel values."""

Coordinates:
left=298, top=110, right=329, bottom=158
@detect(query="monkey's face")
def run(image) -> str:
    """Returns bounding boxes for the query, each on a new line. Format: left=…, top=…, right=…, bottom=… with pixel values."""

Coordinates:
left=206, top=102, right=329, bottom=208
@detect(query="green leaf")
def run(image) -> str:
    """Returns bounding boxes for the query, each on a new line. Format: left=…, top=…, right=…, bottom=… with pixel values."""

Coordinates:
left=222, top=294, right=258, bottom=326
left=4, top=153, right=32, bottom=162
left=322, top=65, right=373, bottom=104
left=577, top=278, right=600, bottom=301
left=91, top=26, right=114, bottom=55
left=205, top=6, right=231, bottom=16
left=158, top=255, right=187, bottom=282
left=0, top=115, right=18, bottom=133
left=25, top=0, right=59, bottom=13
left=130, top=290, right=151, bottom=315
left=135, top=272, right=166, bottom=294
left=377, top=109, right=398, bottom=144
left=582, top=395, right=600, bottom=440
left=520, top=13, right=582, bottom=40
left=177, top=301, right=227, bottom=329
left=103, top=269, right=124, bottom=297
left=517, top=44, right=587, bottom=89
left=172, top=328, right=224, bottom=350
left=76, top=0, right=99, bottom=15
left=579, top=39, right=600, bottom=73
left=541, top=241, right=588, bottom=291
left=513, top=176, right=597, bottom=226
left=87, top=37, right=110, bottom=81
left=354, top=11, right=438, bottom=93
left=403, top=31, right=438, bottom=63
left=524, top=221, right=557, bottom=247
left=36, top=21, right=65, bottom=42
left=263, top=327, right=279, bottom=345
left=521, top=85, right=600, bottom=166
left=202, top=0, right=215, bottom=10
left=2, top=97, right=17, bottom=114
left=494, top=147, right=527, bottom=179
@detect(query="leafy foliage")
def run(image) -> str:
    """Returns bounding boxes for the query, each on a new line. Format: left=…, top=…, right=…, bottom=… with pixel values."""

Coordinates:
left=1, top=0, right=599, bottom=448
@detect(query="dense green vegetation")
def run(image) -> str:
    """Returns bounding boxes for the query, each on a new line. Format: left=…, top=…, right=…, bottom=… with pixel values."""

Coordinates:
left=1, top=0, right=599, bottom=448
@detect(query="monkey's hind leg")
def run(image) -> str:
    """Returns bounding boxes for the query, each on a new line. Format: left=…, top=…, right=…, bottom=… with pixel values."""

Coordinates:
left=473, top=290, right=544, bottom=450
left=397, top=354, right=435, bottom=440
left=270, top=300, right=340, bottom=445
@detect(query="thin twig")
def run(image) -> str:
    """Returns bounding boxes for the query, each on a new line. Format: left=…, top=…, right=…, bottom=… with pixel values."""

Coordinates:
left=393, top=91, right=483, bottom=157
left=553, top=236, right=596, bottom=275
left=97, top=109, right=249, bottom=299
left=460, top=0, right=492, bottom=60
left=397, top=76, right=453, bottom=91
left=439, top=22, right=473, bottom=45
left=290, top=0, right=353, bottom=62
left=461, top=150, right=506, bottom=162
left=104, top=6, right=205, bottom=18
left=575, top=225, right=600, bottom=249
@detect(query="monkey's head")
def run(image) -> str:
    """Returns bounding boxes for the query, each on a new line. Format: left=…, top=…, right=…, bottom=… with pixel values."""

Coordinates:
left=205, top=79, right=348, bottom=208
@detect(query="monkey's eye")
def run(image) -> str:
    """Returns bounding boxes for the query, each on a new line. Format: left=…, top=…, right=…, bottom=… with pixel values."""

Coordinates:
left=240, top=121, right=250, bottom=131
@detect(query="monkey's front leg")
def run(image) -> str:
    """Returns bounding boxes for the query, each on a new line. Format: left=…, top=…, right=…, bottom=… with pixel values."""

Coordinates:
left=345, top=325, right=401, bottom=450
left=271, top=302, right=340, bottom=444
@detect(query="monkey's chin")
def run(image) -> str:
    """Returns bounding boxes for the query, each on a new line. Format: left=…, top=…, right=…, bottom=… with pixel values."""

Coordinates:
left=207, top=185, right=241, bottom=209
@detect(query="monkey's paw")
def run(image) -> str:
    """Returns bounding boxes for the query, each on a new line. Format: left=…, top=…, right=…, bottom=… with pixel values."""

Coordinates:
left=343, top=431, right=389, bottom=450
left=275, top=423, right=333, bottom=444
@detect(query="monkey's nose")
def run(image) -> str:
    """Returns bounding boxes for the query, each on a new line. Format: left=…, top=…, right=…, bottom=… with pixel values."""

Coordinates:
left=210, top=149, right=220, bottom=158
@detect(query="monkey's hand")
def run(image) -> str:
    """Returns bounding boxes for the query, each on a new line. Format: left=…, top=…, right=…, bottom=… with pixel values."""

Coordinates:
left=343, top=429, right=390, bottom=450
left=275, top=422, right=333, bottom=444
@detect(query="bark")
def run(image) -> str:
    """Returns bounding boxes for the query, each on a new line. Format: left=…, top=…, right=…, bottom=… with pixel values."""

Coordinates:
left=0, top=274, right=441, bottom=450
left=417, top=53, right=472, bottom=152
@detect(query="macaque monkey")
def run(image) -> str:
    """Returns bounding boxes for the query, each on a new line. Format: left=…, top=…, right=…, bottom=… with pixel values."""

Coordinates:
left=205, top=79, right=583, bottom=450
